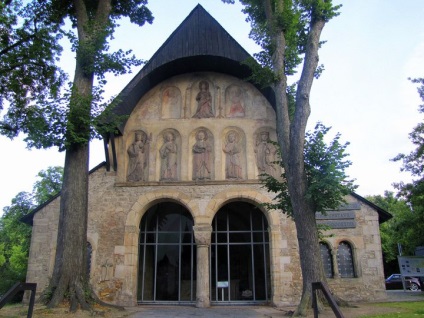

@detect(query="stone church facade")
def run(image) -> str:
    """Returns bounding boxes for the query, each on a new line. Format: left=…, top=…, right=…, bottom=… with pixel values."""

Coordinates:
left=24, top=5, right=390, bottom=307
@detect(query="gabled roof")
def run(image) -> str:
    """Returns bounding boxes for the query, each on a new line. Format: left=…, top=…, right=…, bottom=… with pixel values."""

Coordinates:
left=110, top=4, right=275, bottom=133
left=351, top=193, right=392, bottom=223
left=20, top=162, right=107, bottom=226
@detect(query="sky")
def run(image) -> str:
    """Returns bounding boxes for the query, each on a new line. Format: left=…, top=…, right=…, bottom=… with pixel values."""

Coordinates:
left=1, top=0, right=424, bottom=211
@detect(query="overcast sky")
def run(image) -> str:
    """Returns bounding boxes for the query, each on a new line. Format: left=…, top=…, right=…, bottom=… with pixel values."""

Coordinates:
left=1, top=0, right=424, bottom=211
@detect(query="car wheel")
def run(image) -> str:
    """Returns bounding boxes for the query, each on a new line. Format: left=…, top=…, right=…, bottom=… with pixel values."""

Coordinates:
left=409, top=283, right=419, bottom=291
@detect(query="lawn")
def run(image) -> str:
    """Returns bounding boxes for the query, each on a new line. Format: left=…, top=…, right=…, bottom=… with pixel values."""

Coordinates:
left=359, top=302, right=424, bottom=318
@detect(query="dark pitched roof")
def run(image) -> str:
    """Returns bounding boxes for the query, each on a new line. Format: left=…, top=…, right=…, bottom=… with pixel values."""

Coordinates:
left=20, top=162, right=107, bottom=226
left=110, top=4, right=275, bottom=133
left=351, top=192, right=392, bottom=223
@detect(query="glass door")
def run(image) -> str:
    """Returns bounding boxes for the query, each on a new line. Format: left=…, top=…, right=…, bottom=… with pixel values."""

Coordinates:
left=211, top=202, right=270, bottom=303
left=138, top=203, right=196, bottom=303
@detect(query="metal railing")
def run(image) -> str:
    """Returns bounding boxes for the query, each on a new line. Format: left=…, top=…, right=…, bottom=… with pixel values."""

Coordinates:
left=0, top=282, right=37, bottom=318
left=312, top=281, right=345, bottom=318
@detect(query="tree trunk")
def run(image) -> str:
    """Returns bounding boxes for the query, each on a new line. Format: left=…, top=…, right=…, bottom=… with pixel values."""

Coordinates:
left=292, top=200, right=325, bottom=316
left=47, top=143, right=90, bottom=311
left=40, top=0, right=114, bottom=311
left=269, top=3, right=329, bottom=314
left=45, top=49, right=93, bottom=309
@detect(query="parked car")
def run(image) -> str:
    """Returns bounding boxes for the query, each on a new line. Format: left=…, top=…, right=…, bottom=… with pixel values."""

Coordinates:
left=385, top=274, right=422, bottom=291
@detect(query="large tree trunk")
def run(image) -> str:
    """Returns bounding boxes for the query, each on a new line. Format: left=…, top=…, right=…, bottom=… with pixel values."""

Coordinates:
left=292, top=198, right=324, bottom=315
left=45, top=46, right=93, bottom=310
left=269, top=2, right=329, bottom=314
left=47, top=143, right=90, bottom=311
left=41, top=0, right=113, bottom=311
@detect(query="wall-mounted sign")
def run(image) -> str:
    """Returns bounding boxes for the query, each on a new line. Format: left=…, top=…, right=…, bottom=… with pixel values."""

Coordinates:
left=316, top=211, right=356, bottom=220
left=315, top=204, right=359, bottom=229
left=316, top=219, right=356, bottom=229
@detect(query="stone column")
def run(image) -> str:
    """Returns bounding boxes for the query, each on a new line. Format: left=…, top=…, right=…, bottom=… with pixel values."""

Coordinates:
left=193, top=224, right=212, bottom=308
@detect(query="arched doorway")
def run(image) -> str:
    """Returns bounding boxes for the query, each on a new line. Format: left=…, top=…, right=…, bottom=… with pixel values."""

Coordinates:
left=137, top=202, right=196, bottom=303
left=211, top=202, right=270, bottom=303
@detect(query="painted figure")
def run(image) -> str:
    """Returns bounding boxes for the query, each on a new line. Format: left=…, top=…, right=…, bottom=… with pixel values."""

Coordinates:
left=192, top=130, right=212, bottom=180
left=227, top=86, right=245, bottom=117
left=160, top=132, right=178, bottom=181
left=255, top=131, right=280, bottom=178
left=223, top=131, right=243, bottom=180
left=192, top=81, right=214, bottom=118
left=127, top=131, right=150, bottom=182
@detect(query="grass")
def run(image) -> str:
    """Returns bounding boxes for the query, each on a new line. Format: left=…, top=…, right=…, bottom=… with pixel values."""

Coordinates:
left=359, top=302, right=424, bottom=318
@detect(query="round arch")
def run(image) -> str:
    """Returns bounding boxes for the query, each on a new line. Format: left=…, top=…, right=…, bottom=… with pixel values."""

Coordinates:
left=125, top=189, right=199, bottom=228
left=204, top=187, right=280, bottom=228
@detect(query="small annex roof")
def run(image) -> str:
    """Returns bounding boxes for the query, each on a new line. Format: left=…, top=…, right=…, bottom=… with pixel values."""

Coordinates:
left=109, top=4, right=275, bottom=133
left=351, top=192, right=392, bottom=223
left=20, top=162, right=107, bottom=226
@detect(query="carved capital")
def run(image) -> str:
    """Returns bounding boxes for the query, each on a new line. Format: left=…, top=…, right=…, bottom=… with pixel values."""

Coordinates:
left=193, top=224, right=212, bottom=246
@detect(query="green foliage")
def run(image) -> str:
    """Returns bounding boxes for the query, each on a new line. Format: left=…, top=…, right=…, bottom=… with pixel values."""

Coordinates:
left=393, top=78, right=424, bottom=178
left=389, top=78, right=424, bottom=258
left=0, top=0, right=153, bottom=151
left=242, top=56, right=280, bottom=87
left=228, top=0, right=340, bottom=85
left=32, top=166, right=64, bottom=203
left=0, top=1, right=66, bottom=113
left=0, top=192, right=33, bottom=296
left=304, top=122, right=357, bottom=212
left=317, top=223, right=334, bottom=240
left=0, top=166, right=63, bottom=297
left=262, top=122, right=356, bottom=215
left=366, top=192, right=415, bottom=262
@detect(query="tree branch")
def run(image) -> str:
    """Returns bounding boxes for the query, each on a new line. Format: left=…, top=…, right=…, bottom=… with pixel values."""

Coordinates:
left=0, top=34, right=36, bottom=57
left=292, top=18, right=325, bottom=154
left=95, top=0, right=112, bottom=25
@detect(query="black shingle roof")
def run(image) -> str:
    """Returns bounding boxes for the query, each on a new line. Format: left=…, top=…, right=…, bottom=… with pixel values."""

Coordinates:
left=109, top=4, right=275, bottom=133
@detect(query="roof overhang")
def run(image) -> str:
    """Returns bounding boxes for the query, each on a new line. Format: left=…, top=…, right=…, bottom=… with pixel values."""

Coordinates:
left=112, top=55, right=275, bottom=133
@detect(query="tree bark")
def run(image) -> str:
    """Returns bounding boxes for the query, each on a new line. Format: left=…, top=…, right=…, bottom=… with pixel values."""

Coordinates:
left=43, top=0, right=112, bottom=311
left=46, top=61, right=92, bottom=312
left=267, top=1, right=329, bottom=315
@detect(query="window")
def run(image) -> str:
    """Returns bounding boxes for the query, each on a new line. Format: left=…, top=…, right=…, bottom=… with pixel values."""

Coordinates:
left=87, top=242, right=93, bottom=277
left=319, top=242, right=333, bottom=278
left=337, top=241, right=355, bottom=278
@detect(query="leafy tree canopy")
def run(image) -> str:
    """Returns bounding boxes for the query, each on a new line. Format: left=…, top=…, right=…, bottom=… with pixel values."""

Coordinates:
left=32, top=166, right=64, bottom=203
left=393, top=78, right=424, bottom=180
left=223, top=0, right=340, bottom=87
left=0, top=0, right=66, bottom=130
left=262, top=122, right=357, bottom=215
left=389, top=77, right=424, bottom=258
left=366, top=192, right=414, bottom=263
left=0, top=0, right=153, bottom=150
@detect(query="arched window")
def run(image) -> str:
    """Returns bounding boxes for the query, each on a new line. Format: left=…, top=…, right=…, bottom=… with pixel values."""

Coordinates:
left=337, top=241, right=355, bottom=278
left=319, top=242, right=333, bottom=278
left=87, top=242, right=93, bottom=277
